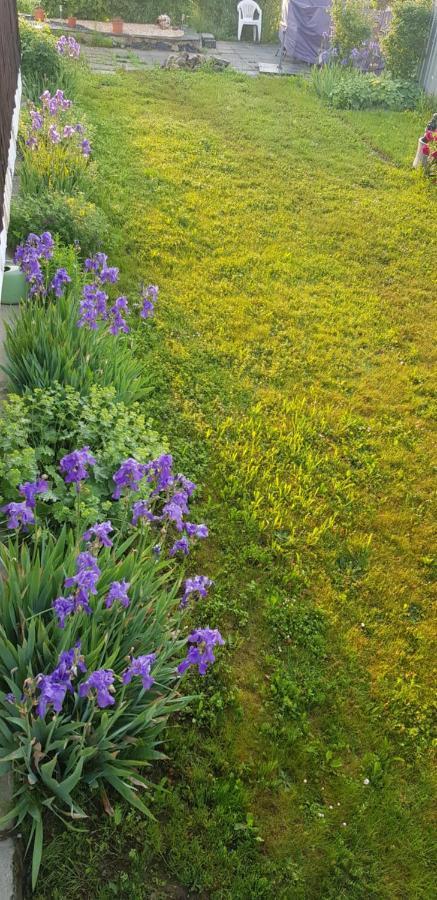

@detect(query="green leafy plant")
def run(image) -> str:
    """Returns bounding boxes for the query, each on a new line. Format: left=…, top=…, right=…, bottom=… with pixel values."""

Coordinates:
left=9, top=192, right=110, bottom=256
left=0, top=384, right=166, bottom=531
left=19, top=20, right=80, bottom=102
left=383, top=0, right=433, bottom=80
left=331, top=0, right=372, bottom=59
left=19, top=20, right=62, bottom=99
left=2, top=292, right=147, bottom=403
left=326, top=70, right=421, bottom=110
left=0, top=526, right=192, bottom=887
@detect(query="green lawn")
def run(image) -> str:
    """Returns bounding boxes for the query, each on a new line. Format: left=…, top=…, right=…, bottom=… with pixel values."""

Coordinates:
left=35, top=69, right=436, bottom=899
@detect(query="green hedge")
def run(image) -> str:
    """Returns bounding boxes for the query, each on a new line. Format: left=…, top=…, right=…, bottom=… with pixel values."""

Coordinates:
left=383, top=0, right=433, bottom=80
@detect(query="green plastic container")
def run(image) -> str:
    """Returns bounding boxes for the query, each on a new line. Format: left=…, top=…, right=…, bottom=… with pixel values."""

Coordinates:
left=1, top=263, right=28, bottom=305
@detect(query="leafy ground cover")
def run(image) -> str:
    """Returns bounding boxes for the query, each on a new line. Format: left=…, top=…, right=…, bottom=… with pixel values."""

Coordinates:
left=33, top=69, right=436, bottom=899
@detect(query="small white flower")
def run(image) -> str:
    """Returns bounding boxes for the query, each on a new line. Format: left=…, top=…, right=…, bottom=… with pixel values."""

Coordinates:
left=317, top=812, right=325, bottom=818
left=363, top=778, right=370, bottom=785
left=303, top=778, right=307, bottom=783
left=341, top=821, right=347, bottom=827
left=329, top=805, right=334, bottom=809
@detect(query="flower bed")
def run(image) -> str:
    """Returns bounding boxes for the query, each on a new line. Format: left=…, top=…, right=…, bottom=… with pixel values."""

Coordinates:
left=1, top=28, right=224, bottom=889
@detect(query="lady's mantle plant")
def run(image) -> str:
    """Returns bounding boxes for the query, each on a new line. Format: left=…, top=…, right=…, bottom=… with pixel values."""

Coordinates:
left=0, top=454, right=223, bottom=888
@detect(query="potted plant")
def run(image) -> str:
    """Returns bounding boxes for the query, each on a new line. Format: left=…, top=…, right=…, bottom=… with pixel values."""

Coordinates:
left=33, top=5, right=46, bottom=21
left=67, top=11, right=77, bottom=27
left=112, top=16, right=123, bottom=35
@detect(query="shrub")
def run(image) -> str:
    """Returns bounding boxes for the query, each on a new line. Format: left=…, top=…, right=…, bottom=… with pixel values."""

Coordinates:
left=0, top=384, right=166, bottom=530
left=327, top=71, right=421, bottom=110
left=19, top=20, right=79, bottom=102
left=382, top=0, right=433, bottom=80
left=9, top=192, right=109, bottom=256
left=331, top=0, right=372, bottom=60
left=19, top=20, right=62, bottom=98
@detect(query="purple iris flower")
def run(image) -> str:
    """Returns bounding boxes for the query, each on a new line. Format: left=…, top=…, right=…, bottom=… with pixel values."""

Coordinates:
left=30, top=109, right=43, bottom=130
left=1, top=501, right=34, bottom=530
left=64, top=551, right=100, bottom=601
left=105, top=580, right=130, bottom=609
left=140, top=284, right=158, bottom=319
left=79, top=670, right=115, bottom=707
left=112, top=458, right=147, bottom=499
left=169, top=536, right=190, bottom=557
left=48, top=125, right=61, bottom=144
left=178, top=628, right=224, bottom=676
left=83, top=520, right=113, bottom=549
left=184, top=522, right=208, bottom=539
left=99, top=265, right=118, bottom=283
left=109, top=296, right=129, bottom=335
left=144, top=454, right=174, bottom=494
left=63, top=124, right=75, bottom=138
left=50, top=267, right=71, bottom=298
left=180, top=575, right=213, bottom=608
left=19, top=477, right=49, bottom=508
left=122, top=653, right=156, bottom=691
left=36, top=643, right=85, bottom=717
left=60, top=446, right=96, bottom=486
left=81, top=139, right=92, bottom=157
left=52, top=596, right=75, bottom=628
left=131, top=499, right=159, bottom=526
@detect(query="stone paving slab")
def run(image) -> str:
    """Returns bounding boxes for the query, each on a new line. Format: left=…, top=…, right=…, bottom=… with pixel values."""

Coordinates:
left=82, top=41, right=309, bottom=76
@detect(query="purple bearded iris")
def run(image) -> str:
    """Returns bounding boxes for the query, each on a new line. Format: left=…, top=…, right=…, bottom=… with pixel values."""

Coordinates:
left=53, top=552, right=101, bottom=626
left=109, top=296, right=129, bottom=335
left=105, top=580, right=130, bottom=609
left=112, top=458, right=147, bottom=499
left=122, top=653, right=156, bottom=691
left=140, top=284, right=158, bottom=319
left=60, top=446, right=96, bottom=486
left=169, top=536, right=190, bottom=557
left=180, top=575, right=213, bottom=608
left=1, top=501, right=34, bottom=530
left=50, top=267, right=71, bottom=298
left=83, top=520, right=113, bottom=549
left=79, top=669, right=115, bottom=707
left=14, top=231, right=54, bottom=296
left=36, top=643, right=86, bottom=717
left=178, top=628, right=224, bottom=676
left=19, top=477, right=49, bottom=508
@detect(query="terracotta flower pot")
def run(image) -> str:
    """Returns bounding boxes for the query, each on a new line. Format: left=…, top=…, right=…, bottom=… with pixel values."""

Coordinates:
left=33, top=5, right=46, bottom=21
left=67, top=16, right=77, bottom=27
left=112, top=17, right=123, bottom=35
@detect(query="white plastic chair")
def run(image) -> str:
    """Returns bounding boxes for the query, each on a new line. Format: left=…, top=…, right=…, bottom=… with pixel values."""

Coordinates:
left=237, top=1, right=262, bottom=42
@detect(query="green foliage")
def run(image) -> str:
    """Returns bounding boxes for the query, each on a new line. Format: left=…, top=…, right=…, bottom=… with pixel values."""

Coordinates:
left=0, top=384, right=165, bottom=530
left=331, top=0, right=372, bottom=59
left=19, top=131, right=93, bottom=199
left=9, top=191, right=109, bottom=256
left=382, top=0, right=433, bottom=80
left=0, top=527, right=189, bottom=887
left=3, top=293, right=147, bottom=403
left=313, top=67, right=422, bottom=110
left=19, top=20, right=62, bottom=97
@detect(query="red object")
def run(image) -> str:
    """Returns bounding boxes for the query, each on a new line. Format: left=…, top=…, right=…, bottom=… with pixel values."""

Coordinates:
left=432, top=150, right=437, bottom=159
left=422, top=145, right=430, bottom=156
left=67, top=16, right=77, bottom=27
left=112, top=17, right=123, bottom=34
left=33, top=5, right=46, bottom=20
left=425, top=130, right=433, bottom=141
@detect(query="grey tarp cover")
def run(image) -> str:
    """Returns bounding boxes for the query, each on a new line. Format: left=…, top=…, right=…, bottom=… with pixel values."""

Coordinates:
left=280, top=0, right=331, bottom=64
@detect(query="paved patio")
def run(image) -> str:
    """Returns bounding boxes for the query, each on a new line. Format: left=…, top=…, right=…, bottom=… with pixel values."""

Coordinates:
left=81, top=41, right=310, bottom=77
